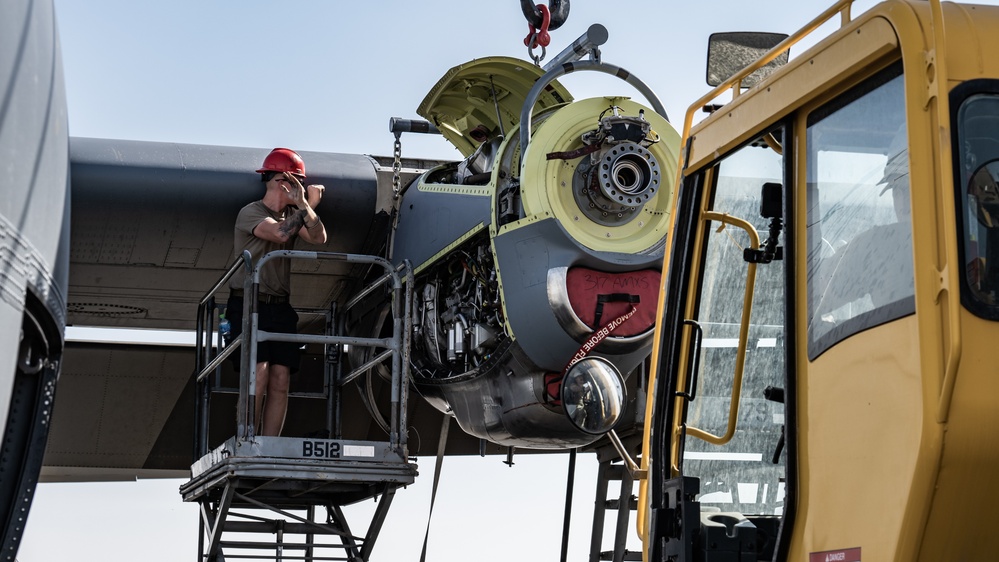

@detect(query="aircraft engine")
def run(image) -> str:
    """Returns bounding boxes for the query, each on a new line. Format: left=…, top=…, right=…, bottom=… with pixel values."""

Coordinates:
left=387, top=57, right=680, bottom=448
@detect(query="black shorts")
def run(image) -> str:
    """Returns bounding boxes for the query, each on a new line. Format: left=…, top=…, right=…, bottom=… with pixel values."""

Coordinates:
left=225, top=296, right=300, bottom=373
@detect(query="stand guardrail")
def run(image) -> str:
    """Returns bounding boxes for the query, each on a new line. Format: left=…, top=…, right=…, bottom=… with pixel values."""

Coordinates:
left=193, top=250, right=413, bottom=459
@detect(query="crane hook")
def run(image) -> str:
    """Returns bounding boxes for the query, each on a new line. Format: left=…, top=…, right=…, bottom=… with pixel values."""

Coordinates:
left=520, top=0, right=569, bottom=31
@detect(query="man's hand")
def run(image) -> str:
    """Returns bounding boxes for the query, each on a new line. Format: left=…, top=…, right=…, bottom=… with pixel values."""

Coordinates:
left=306, top=184, right=325, bottom=209
left=283, top=172, right=309, bottom=208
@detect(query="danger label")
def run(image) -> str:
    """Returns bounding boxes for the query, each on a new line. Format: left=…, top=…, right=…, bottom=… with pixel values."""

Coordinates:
left=809, top=547, right=861, bottom=562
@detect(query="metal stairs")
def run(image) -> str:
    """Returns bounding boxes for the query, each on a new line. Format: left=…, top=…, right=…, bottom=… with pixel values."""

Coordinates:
left=590, top=436, right=643, bottom=562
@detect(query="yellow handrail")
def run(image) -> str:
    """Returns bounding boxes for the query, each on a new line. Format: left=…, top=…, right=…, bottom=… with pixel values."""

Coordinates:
left=635, top=210, right=761, bottom=552
left=682, top=212, right=760, bottom=446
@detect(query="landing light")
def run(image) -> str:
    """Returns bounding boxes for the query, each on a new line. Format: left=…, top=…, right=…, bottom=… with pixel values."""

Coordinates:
left=561, top=357, right=626, bottom=434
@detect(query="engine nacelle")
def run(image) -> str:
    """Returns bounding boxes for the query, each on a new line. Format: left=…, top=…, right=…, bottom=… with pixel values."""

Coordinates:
left=389, top=57, right=680, bottom=448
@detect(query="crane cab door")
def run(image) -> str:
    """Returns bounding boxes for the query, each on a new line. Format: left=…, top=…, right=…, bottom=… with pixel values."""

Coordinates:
left=651, top=124, right=790, bottom=561
left=652, top=62, right=924, bottom=560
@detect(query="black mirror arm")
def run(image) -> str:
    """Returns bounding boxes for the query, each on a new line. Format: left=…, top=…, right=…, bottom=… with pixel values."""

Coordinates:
left=745, top=216, right=784, bottom=264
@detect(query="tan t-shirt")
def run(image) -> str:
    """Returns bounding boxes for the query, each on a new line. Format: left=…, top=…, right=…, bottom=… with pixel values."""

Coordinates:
left=229, top=200, right=297, bottom=296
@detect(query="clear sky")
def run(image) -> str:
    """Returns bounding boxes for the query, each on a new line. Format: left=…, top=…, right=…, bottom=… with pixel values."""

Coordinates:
left=13, top=0, right=931, bottom=560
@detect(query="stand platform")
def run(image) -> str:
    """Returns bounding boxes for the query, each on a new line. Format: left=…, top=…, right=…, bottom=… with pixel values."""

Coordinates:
left=181, top=436, right=418, bottom=561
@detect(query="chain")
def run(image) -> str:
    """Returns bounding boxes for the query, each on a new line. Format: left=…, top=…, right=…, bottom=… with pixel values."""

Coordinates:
left=392, top=133, right=402, bottom=200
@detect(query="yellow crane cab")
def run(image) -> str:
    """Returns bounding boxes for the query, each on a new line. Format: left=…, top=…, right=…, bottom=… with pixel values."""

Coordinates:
left=638, top=0, right=999, bottom=560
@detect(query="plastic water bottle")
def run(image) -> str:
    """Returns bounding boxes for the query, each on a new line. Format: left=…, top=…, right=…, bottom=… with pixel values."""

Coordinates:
left=219, top=313, right=231, bottom=340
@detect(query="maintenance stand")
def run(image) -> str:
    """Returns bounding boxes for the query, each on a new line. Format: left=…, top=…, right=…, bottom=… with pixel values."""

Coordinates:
left=182, top=250, right=416, bottom=562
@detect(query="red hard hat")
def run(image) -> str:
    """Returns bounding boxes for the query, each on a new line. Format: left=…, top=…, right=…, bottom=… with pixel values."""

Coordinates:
left=256, top=148, right=305, bottom=177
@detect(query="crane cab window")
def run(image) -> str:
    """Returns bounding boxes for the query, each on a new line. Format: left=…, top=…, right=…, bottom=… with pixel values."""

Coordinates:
left=954, top=87, right=999, bottom=315
left=805, top=66, right=914, bottom=359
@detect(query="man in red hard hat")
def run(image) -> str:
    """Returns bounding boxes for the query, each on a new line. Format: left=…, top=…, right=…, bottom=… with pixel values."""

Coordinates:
left=227, top=147, right=326, bottom=436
